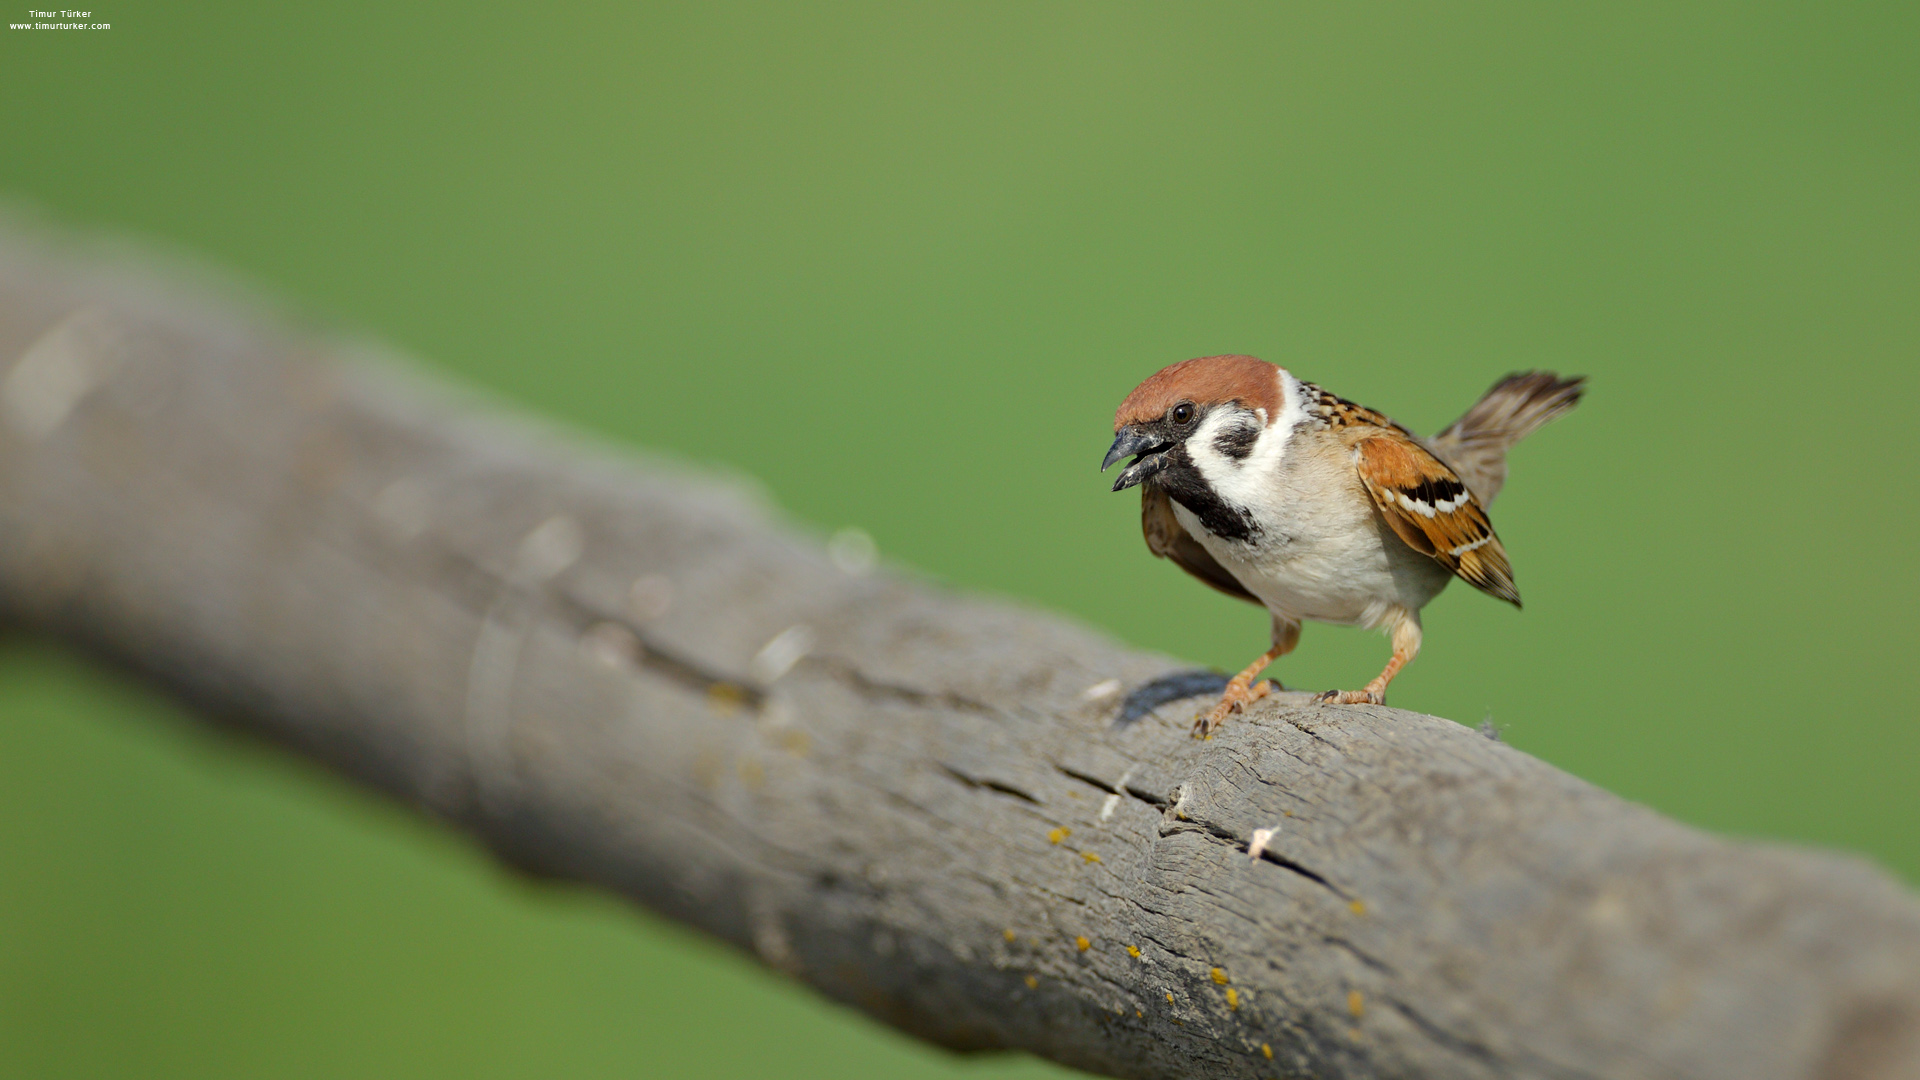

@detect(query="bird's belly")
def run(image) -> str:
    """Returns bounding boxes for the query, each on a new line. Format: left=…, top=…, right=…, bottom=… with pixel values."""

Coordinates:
left=1173, top=497, right=1449, bottom=629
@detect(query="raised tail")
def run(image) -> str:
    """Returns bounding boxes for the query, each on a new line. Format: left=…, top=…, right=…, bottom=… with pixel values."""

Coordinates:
left=1427, top=372, right=1585, bottom=506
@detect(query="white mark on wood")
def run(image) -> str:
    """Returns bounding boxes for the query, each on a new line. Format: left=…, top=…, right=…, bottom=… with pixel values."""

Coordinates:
left=749, top=624, right=815, bottom=684
left=752, top=916, right=795, bottom=970
left=463, top=600, right=526, bottom=809
left=627, top=573, right=674, bottom=621
left=516, top=514, right=584, bottom=581
left=372, top=477, right=431, bottom=541
left=3, top=307, right=120, bottom=442
left=1080, top=678, right=1122, bottom=703
left=1099, top=767, right=1136, bottom=822
left=581, top=621, right=641, bottom=668
left=749, top=892, right=799, bottom=974
left=828, top=527, right=877, bottom=575
left=1248, top=827, right=1278, bottom=861
left=462, top=515, right=586, bottom=811
left=757, top=697, right=795, bottom=730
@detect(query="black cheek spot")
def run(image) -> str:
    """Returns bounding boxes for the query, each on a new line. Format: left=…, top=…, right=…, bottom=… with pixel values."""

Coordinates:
left=1212, top=425, right=1259, bottom=461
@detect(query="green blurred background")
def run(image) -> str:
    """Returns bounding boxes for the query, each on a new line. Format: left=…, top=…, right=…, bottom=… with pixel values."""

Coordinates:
left=3, top=3, right=1916, bottom=1077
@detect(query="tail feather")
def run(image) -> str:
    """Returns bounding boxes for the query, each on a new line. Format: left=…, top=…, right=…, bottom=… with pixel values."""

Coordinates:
left=1427, top=372, right=1584, bottom=506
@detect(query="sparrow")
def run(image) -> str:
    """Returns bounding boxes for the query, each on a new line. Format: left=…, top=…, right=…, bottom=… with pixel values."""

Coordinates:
left=1102, top=355, right=1583, bottom=736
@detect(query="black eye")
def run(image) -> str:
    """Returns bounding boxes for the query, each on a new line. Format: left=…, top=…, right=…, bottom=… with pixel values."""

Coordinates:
left=1171, top=403, right=1194, bottom=425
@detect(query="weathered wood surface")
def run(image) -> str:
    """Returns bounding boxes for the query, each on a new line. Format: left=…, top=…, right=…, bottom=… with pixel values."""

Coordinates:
left=1, top=221, right=1917, bottom=1080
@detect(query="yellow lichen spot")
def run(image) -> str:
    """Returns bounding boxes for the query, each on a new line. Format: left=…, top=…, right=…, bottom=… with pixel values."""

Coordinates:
left=1126, top=945, right=1141, bottom=959
left=1283, top=809, right=1293, bottom=817
left=1003, top=929, right=1017, bottom=943
left=1348, top=990, right=1365, bottom=1018
left=1075, top=935, right=1091, bottom=952
left=1211, top=967, right=1229, bottom=985
left=1135, top=1008, right=1143, bottom=1019
left=707, top=681, right=747, bottom=713
left=1047, top=827, right=1070, bottom=844
left=1025, top=975, right=1038, bottom=989
left=1226, top=988, right=1240, bottom=1010
left=736, top=757, right=765, bottom=789
left=1081, top=852, right=1102, bottom=864
left=1165, top=991, right=1174, bottom=1004
left=778, top=728, right=811, bottom=756
left=691, top=751, right=723, bottom=791
left=1261, top=1043, right=1274, bottom=1060
left=1349, top=899, right=1367, bottom=916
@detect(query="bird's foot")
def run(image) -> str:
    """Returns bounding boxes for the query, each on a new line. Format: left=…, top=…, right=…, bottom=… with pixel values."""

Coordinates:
left=1192, top=678, right=1279, bottom=738
left=1312, top=688, right=1385, bottom=706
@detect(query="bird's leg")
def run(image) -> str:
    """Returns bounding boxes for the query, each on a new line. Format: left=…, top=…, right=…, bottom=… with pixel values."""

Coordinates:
left=1192, top=648, right=1283, bottom=738
left=1315, top=609, right=1422, bottom=706
left=1194, top=618, right=1300, bottom=738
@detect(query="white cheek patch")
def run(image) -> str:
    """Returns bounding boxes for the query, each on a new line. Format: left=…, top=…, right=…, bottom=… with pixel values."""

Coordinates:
left=1184, top=370, right=1309, bottom=512
left=1188, top=410, right=1256, bottom=466
left=1182, top=411, right=1246, bottom=490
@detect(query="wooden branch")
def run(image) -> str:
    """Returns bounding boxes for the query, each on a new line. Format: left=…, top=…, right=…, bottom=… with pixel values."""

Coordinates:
left=1, top=219, right=1917, bottom=1080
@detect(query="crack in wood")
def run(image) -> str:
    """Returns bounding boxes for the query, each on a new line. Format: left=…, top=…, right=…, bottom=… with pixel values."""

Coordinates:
left=807, top=655, right=1003, bottom=716
left=939, top=763, right=1043, bottom=805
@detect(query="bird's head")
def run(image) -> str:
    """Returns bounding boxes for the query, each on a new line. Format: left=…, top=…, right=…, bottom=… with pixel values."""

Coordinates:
left=1103, top=354, right=1293, bottom=494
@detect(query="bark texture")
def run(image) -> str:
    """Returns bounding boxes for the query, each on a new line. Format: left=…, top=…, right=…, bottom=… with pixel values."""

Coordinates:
left=1, top=220, right=1917, bottom=1080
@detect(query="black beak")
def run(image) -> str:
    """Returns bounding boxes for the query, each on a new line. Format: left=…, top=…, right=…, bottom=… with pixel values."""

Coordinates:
left=1102, top=426, right=1172, bottom=491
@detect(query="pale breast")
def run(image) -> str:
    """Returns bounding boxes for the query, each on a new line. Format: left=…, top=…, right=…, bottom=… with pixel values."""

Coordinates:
left=1171, top=436, right=1454, bottom=628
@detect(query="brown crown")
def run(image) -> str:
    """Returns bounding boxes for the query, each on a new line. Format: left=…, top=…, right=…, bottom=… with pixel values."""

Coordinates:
left=1113, top=355, right=1284, bottom=430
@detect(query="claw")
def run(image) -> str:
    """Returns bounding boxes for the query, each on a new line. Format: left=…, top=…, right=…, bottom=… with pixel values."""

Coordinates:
left=1192, top=678, right=1279, bottom=738
left=1312, top=688, right=1385, bottom=706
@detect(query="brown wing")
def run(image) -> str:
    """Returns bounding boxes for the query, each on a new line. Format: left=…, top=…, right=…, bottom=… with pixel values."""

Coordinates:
left=1350, top=430, right=1522, bottom=607
left=1140, top=486, right=1261, bottom=605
